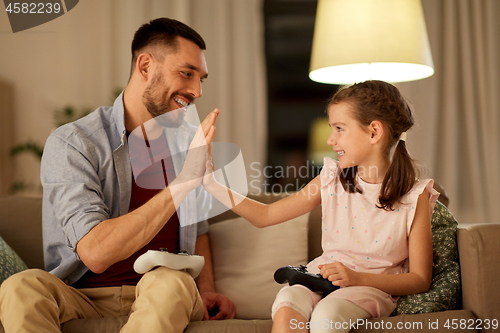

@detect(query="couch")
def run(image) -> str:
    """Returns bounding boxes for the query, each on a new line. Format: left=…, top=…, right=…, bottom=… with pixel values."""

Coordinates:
left=0, top=194, right=499, bottom=333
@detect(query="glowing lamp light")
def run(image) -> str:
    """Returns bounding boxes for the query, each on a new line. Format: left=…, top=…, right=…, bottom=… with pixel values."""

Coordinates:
left=309, top=0, right=434, bottom=84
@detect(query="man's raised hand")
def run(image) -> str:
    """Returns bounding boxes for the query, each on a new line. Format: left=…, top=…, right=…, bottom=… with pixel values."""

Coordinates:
left=173, top=109, right=219, bottom=190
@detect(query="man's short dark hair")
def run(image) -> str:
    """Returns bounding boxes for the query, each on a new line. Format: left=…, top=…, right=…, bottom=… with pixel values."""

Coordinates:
left=131, top=18, right=206, bottom=67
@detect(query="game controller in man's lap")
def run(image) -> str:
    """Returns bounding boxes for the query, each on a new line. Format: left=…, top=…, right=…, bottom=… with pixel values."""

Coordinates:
left=274, top=265, right=339, bottom=295
left=134, top=249, right=205, bottom=278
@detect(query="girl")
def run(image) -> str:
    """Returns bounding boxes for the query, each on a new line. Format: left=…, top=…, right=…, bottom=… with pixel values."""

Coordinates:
left=203, top=80, right=438, bottom=332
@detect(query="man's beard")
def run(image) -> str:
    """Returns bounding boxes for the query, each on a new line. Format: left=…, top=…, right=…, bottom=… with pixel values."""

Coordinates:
left=142, top=70, right=185, bottom=128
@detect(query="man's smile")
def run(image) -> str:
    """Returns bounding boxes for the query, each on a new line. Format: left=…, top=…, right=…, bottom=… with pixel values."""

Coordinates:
left=173, top=95, right=191, bottom=110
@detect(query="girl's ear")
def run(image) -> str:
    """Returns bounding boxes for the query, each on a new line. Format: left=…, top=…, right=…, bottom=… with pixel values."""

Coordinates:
left=369, top=120, right=385, bottom=144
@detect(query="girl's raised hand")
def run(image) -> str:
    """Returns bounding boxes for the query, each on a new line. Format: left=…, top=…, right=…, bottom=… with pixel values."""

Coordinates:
left=318, top=262, right=360, bottom=287
left=202, top=158, right=217, bottom=191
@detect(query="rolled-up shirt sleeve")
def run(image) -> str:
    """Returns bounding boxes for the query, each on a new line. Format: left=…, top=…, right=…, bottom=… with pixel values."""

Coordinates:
left=42, top=133, right=110, bottom=254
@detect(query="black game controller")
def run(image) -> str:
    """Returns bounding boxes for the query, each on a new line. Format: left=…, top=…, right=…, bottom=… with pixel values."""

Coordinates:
left=274, top=265, right=339, bottom=296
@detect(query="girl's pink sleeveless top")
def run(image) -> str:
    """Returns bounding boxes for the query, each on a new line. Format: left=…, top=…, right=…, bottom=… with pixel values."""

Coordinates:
left=306, top=158, right=439, bottom=317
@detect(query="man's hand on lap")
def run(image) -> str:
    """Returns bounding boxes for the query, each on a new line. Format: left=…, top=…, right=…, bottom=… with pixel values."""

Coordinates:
left=200, top=291, right=236, bottom=320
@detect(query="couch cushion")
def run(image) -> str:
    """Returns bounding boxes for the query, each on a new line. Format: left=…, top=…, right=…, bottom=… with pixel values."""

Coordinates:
left=392, top=200, right=461, bottom=315
left=185, top=319, right=273, bottom=333
left=209, top=213, right=309, bottom=320
left=352, top=310, right=475, bottom=333
left=61, top=318, right=274, bottom=333
left=0, top=235, right=28, bottom=284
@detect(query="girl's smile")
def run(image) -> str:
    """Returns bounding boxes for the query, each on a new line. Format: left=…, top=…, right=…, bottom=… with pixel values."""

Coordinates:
left=327, top=102, right=390, bottom=184
left=327, top=102, right=372, bottom=170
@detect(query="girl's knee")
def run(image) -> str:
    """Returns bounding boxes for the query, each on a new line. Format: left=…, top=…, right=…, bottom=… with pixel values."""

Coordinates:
left=312, top=297, right=346, bottom=317
left=273, top=305, right=303, bottom=319
left=310, top=298, right=370, bottom=332
left=271, top=285, right=315, bottom=320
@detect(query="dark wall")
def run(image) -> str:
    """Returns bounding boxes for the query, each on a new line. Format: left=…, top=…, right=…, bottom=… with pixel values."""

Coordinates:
left=264, top=0, right=338, bottom=191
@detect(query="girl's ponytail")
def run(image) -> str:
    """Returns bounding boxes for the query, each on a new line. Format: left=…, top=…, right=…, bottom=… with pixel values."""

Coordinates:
left=378, top=139, right=419, bottom=211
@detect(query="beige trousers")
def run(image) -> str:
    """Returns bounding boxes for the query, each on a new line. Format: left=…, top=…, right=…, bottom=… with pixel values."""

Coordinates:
left=0, top=267, right=204, bottom=333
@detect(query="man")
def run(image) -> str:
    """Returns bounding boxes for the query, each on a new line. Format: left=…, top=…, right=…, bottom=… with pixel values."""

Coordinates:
left=0, top=18, right=235, bottom=332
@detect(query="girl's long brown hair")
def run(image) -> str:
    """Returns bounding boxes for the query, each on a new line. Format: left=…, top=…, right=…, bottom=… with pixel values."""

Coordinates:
left=329, top=80, right=419, bottom=211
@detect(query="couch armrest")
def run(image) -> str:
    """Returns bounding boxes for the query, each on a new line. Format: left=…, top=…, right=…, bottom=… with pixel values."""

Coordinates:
left=457, top=224, right=500, bottom=328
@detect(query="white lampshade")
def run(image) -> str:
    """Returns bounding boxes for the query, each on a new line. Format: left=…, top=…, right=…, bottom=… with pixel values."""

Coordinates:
left=309, top=0, right=434, bottom=84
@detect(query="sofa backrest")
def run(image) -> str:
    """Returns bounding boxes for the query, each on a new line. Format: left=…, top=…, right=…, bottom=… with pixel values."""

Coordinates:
left=208, top=193, right=322, bottom=262
left=0, top=196, right=44, bottom=269
left=0, top=193, right=322, bottom=271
